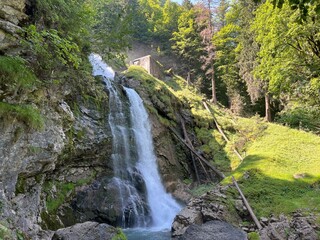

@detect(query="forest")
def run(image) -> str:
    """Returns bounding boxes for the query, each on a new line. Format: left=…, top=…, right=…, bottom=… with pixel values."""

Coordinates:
left=15, top=0, right=319, bottom=132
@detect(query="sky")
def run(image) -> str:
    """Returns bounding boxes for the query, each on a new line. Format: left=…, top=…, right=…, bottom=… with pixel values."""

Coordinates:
left=172, top=0, right=196, bottom=4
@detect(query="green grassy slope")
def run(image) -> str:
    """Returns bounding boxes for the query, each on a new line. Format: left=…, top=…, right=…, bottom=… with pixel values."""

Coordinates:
left=230, top=124, right=320, bottom=217
left=125, top=65, right=320, bottom=218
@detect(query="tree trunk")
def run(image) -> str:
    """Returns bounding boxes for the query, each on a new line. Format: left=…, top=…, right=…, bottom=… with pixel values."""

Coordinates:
left=187, top=71, right=191, bottom=86
left=211, top=68, right=217, bottom=104
left=265, top=92, right=271, bottom=122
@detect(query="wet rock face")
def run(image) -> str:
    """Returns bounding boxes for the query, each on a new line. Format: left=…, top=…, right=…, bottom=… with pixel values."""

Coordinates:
left=52, top=221, right=120, bottom=240
left=0, top=0, right=27, bottom=53
left=70, top=175, right=150, bottom=228
left=178, top=220, right=247, bottom=240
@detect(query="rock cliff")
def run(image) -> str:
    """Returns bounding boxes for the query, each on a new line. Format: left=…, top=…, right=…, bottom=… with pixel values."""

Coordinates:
left=0, top=0, right=27, bottom=54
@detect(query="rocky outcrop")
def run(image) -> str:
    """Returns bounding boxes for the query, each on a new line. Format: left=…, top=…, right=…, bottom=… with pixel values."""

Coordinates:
left=68, top=174, right=150, bottom=227
left=172, top=183, right=320, bottom=240
left=39, top=97, right=112, bottom=230
left=178, top=220, right=247, bottom=240
left=259, top=213, right=319, bottom=240
left=0, top=77, right=112, bottom=238
left=0, top=107, right=66, bottom=239
left=0, top=0, right=27, bottom=53
left=52, top=221, right=123, bottom=240
left=171, top=185, right=243, bottom=238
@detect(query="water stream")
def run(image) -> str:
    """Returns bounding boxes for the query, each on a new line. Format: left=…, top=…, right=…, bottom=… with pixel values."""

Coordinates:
left=89, top=54, right=182, bottom=238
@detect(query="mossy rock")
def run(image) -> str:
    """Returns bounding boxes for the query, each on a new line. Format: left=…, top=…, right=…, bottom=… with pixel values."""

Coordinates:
left=40, top=211, right=64, bottom=231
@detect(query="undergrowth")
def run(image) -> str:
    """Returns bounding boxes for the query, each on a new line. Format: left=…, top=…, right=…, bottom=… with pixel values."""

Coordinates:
left=0, top=102, right=44, bottom=130
left=0, top=56, right=39, bottom=92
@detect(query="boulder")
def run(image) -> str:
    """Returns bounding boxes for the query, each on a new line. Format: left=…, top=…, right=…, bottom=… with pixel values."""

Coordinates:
left=178, top=220, right=247, bottom=240
left=172, top=185, right=243, bottom=237
left=172, top=207, right=203, bottom=236
left=52, top=221, right=121, bottom=240
left=70, top=176, right=150, bottom=227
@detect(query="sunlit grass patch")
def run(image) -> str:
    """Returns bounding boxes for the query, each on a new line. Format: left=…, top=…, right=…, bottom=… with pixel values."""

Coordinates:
left=225, top=124, right=320, bottom=216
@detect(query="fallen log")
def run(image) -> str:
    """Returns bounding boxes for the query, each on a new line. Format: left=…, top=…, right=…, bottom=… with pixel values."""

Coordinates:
left=202, top=101, right=244, bottom=162
left=181, top=118, right=210, bottom=182
left=232, top=176, right=262, bottom=230
left=169, top=126, right=225, bottom=179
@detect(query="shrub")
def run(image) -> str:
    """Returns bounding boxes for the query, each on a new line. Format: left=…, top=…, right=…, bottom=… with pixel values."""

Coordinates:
left=276, top=105, right=320, bottom=133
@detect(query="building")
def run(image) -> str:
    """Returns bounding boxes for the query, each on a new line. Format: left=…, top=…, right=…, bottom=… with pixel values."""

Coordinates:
left=130, top=55, right=164, bottom=80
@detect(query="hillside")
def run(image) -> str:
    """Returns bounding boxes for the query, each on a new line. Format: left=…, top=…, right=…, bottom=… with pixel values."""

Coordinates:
left=125, top=65, right=320, bottom=237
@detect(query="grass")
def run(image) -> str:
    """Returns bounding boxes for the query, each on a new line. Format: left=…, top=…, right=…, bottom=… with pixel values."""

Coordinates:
left=0, top=102, right=44, bottom=130
left=0, top=56, right=39, bottom=90
left=44, top=181, right=76, bottom=213
left=225, top=124, right=320, bottom=217
left=125, top=65, right=320, bottom=219
left=112, top=228, right=127, bottom=240
left=0, top=223, right=12, bottom=240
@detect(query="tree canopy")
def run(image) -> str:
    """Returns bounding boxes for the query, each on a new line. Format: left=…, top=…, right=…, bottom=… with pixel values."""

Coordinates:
left=17, top=0, right=320, bottom=130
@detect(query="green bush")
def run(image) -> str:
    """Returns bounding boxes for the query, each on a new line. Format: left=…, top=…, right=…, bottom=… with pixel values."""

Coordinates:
left=112, top=228, right=127, bottom=240
left=276, top=105, right=320, bottom=133
left=248, top=232, right=260, bottom=240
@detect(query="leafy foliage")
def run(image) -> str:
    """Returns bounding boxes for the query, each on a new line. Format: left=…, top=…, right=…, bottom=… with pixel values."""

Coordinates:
left=171, top=8, right=204, bottom=81
left=23, top=25, right=81, bottom=70
left=276, top=105, right=320, bottom=133
left=254, top=0, right=320, bottom=21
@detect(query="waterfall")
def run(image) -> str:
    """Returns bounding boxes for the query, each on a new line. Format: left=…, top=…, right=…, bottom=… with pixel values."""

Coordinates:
left=89, top=54, right=181, bottom=231
left=89, top=53, right=150, bottom=228
left=125, top=87, right=181, bottom=229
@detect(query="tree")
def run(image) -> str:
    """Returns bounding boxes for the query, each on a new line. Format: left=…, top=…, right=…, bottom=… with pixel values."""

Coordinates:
left=171, top=8, right=204, bottom=85
left=254, top=0, right=320, bottom=21
left=182, top=0, right=193, bottom=10
left=234, top=0, right=271, bottom=120
left=212, top=5, right=246, bottom=114
left=160, top=0, right=183, bottom=46
left=252, top=0, right=320, bottom=110
left=91, top=0, right=132, bottom=61
left=194, top=2, right=217, bottom=103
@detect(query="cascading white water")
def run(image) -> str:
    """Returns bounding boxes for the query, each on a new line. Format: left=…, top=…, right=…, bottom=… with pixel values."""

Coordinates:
left=89, top=53, right=149, bottom=228
left=125, top=87, right=182, bottom=229
left=89, top=53, right=181, bottom=232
